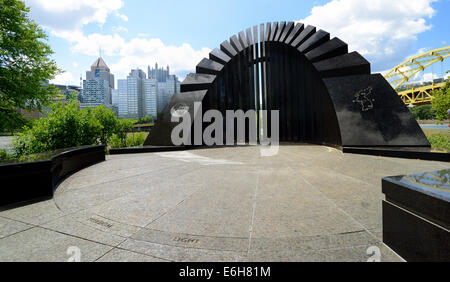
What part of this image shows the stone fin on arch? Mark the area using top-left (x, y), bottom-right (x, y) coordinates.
top-left (274, 21), bottom-right (286, 41)
top-left (181, 73), bottom-right (216, 93)
top-left (230, 35), bottom-right (243, 52)
top-left (285, 23), bottom-right (304, 45)
top-left (298, 29), bottom-right (330, 54)
top-left (313, 51), bottom-right (371, 78)
top-left (220, 40), bottom-right (237, 58)
top-left (291, 25), bottom-right (316, 48)
top-left (196, 58), bottom-right (224, 75)
top-left (209, 48), bottom-right (231, 65)
top-left (279, 21), bottom-right (294, 42)
top-left (305, 37), bottom-right (348, 63)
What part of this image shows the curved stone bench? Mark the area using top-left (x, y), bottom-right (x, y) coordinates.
top-left (0, 145), bottom-right (105, 207)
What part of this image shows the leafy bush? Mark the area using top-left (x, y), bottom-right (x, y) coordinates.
top-left (126, 132), bottom-right (147, 147)
top-left (431, 82), bottom-right (450, 121)
top-left (11, 100), bottom-right (126, 157)
top-left (410, 105), bottom-right (435, 120)
top-left (137, 115), bottom-right (154, 124)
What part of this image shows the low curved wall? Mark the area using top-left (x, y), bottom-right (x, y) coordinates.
top-left (0, 145), bottom-right (105, 207)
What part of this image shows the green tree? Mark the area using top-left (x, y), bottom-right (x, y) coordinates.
top-left (431, 81), bottom-right (450, 121)
top-left (0, 0), bottom-right (60, 131)
top-left (93, 105), bottom-right (119, 145)
top-left (116, 119), bottom-right (135, 145)
top-left (410, 105), bottom-right (435, 120)
top-left (137, 115), bottom-right (154, 124)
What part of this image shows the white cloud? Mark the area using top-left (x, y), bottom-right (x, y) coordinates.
top-left (138, 33), bottom-right (152, 38)
top-left (110, 38), bottom-right (211, 80)
top-left (51, 72), bottom-right (76, 86)
top-left (113, 26), bottom-right (128, 33)
top-left (67, 33), bottom-right (210, 81)
top-left (300, 0), bottom-right (436, 72)
top-left (71, 33), bottom-right (125, 56)
top-left (25, 0), bottom-right (210, 81)
top-left (25, 0), bottom-right (126, 37)
top-left (115, 12), bottom-right (128, 22)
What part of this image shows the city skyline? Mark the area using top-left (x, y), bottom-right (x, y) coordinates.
top-left (113, 60), bottom-right (180, 120)
top-left (22, 0), bottom-right (450, 87)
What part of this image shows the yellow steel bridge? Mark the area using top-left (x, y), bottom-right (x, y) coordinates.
top-left (384, 46), bottom-right (449, 106)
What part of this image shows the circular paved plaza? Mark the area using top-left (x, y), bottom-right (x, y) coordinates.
top-left (1, 145), bottom-right (448, 262)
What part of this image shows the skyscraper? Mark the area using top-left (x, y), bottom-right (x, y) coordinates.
top-left (148, 63), bottom-right (169, 82)
top-left (143, 78), bottom-right (158, 119)
top-left (118, 79), bottom-right (128, 118)
top-left (82, 57), bottom-right (114, 105)
top-left (148, 63), bottom-right (180, 114)
top-left (127, 69), bottom-right (145, 119)
top-left (117, 69), bottom-right (159, 120)
top-left (157, 74), bottom-right (180, 114)
top-left (116, 64), bottom-right (179, 120)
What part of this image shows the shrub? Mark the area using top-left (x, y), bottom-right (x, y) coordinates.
top-left (137, 115), bottom-right (154, 124)
top-left (0, 149), bottom-right (13, 162)
top-left (126, 132), bottom-right (147, 147)
top-left (11, 100), bottom-right (125, 157)
top-left (110, 132), bottom-right (148, 149)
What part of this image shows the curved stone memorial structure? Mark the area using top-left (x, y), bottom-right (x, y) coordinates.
top-left (145, 21), bottom-right (429, 149)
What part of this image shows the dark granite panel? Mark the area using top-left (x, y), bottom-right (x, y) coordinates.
top-left (291, 25), bottom-right (316, 48)
top-left (383, 169), bottom-right (450, 229)
top-left (313, 51), bottom-right (371, 78)
top-left (145, 90), bottom-right (208, 146)
top-left (305, 37), bottom-right (348, 62)
top-left (344, 147), bottom-right (449, 162)
top-left (298, 30), bottom-right (330, 53)
top-left (383, 201), bottom-right (450, 262)
top-left (323, 74), bottom-right (430, 147)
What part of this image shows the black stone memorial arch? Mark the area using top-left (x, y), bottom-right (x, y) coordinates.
top-left (144, 22), bottom-right (430, 148)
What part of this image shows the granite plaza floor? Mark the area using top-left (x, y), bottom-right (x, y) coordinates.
top-left (1, 145), bottom-right (448, 262)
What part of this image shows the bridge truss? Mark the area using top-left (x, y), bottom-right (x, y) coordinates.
top-left (384, 46), bottom-right (449, 106)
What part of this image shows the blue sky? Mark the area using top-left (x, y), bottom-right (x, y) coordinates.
top-left (24, 0), bottom-right (450, 86)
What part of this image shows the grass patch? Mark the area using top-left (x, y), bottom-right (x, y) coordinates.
top-left (424, 129), bottom-right (450, 152)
